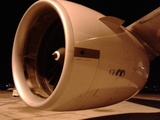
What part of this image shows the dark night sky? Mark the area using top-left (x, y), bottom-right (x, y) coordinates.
top-left (1, 0), bottom-right (160, 86)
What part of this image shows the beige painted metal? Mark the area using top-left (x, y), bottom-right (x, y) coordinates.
top-left (12, 0), bottom-right (151, 111)
top-left (127, 7), bottom-right (160, 60)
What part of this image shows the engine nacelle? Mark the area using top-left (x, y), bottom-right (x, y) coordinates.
top-left (12, 0), bottom-right (149, 111)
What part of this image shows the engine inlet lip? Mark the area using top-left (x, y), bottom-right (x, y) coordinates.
top-left (12, 0), bottom-right (75, 110)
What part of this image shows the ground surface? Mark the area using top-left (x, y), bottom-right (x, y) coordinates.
top-left (0, 90), bottom-right (159, 120)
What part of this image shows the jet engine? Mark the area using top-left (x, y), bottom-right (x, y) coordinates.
top-left (12, 0), bottom-right (150, 111)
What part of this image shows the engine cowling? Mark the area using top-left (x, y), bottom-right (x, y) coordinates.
top-left (12, 0), bottom-right (149, 111)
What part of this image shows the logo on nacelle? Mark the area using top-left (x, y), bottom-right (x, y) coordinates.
top-left (109, 69), bottom-right (126, 77)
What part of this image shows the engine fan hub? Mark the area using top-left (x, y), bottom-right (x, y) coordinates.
top-left (53, 51), bottom-right (60, 61)
top-left (52, 47), bottom-right (65, 66)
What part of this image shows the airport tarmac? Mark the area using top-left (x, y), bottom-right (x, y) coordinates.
top-left (0, 90), bottom-right (159, 120)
